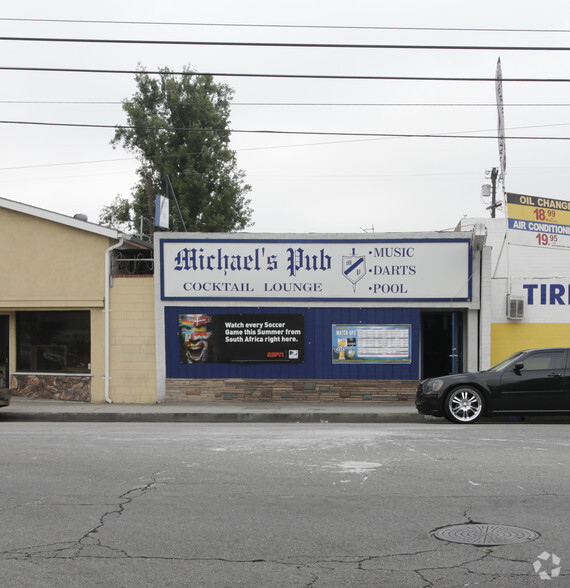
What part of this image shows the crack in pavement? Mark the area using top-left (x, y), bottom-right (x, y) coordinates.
top-left (4, 542), bottom-right (566, 587)
top-left (411, 555), bottom-right (568, 586)
top-left (3, 472), bottom-right (164, 560)
top-left (2, 483), bottom-right (565, 586)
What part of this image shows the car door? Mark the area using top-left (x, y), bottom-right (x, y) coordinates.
top-left (497, 350), bottom-right (568, 413)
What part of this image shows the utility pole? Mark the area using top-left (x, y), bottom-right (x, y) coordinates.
top-left (484, 167), bottom-right (501, 218)
top-left (490, 167), bottom-right (498, 218)
top-left (146, 171), bottom-right (155, 241)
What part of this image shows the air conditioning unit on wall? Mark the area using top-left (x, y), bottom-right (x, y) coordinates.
top-left (506, 295), bottom-right (525, 320)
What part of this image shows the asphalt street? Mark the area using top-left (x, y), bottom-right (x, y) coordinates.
top-left (0, 421), bottom-right (568, 587)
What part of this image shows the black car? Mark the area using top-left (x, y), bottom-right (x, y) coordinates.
top-left (416, 348), bottom-right (570, 424)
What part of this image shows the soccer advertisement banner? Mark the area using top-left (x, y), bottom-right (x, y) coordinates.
top-left (179, 314), bottom-right (304, 364)
top-left (332, 324), bottom-right (412, 364)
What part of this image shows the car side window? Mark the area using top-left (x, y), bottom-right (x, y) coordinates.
top-left (522, 352), bottom-right (564, 371)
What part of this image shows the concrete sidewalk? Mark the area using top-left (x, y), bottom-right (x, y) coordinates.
top-left (0, 398), bottom-right (427, 423)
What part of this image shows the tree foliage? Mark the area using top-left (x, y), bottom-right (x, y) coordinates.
top-left (99, 194), bottom-right (136, 233)
top-left (103, 66), bottom-right (253, 234)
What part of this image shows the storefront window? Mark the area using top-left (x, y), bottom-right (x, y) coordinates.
top-left (16, 311), bottom-right (91, 373)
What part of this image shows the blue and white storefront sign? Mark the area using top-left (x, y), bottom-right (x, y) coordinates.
top-left (159, 236), bottom-right (471, 302)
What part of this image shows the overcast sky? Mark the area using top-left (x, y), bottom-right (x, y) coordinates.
top-left (1, 1), bottom-right (569, 235)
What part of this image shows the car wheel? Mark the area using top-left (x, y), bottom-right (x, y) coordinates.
top-left (444, 386), bottom-right (484, 424)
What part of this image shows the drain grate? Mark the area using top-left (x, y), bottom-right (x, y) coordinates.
top-left (433, 524), bottom-right (540, 546)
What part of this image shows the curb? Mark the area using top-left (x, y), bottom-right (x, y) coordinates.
top-left (0, 411), bottom-right (427, 424)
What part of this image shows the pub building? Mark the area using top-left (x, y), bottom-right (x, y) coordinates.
top-left (2, 193), bottom-right (569, 403)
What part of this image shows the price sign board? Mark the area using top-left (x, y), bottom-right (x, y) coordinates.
top-left (506, 193), bottom-right (570, 250)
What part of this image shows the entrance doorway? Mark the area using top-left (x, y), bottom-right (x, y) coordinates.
top-left (0, 315), bottom-right (8, 388)
top-left (421, 311), bottom-right (463, 379)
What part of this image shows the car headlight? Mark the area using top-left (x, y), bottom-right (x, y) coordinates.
top-left (424, 379), bottom-right (444, 394)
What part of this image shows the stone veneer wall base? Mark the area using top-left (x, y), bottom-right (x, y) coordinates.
top-left (166, 379), bottom-right (418, 403)
top-left (11, 375), bottom-right (91, 402)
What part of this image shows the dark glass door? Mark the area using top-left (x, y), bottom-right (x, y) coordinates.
top-left (421, 311), bottom-right (463, 378)
top-left (450, 312), bottom-right (463, 374)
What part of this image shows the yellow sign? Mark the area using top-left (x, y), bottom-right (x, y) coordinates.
top-left (507, 202), bottom-right (570, 226)
top-left (506, 192), bottom-right (570, 250)
top-left (507, 193), bottom-right (570, 223)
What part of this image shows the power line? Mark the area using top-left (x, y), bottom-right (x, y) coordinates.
top-left (2, 156), bottom-right (567, 176)
top-left (0, 100), bottom-right (124, 105)
top-left (2, 99), bottom-right (570, 107)
top-left (0, 157), bottom-right (135, 171)
top-left (1, 119), bottom-right (569, 140)
top-left (2, 35), bottom-right (570, 51)
top-left (2, 66), bottom-right (570, 83)
top-left (1, 18), bottom-right (570, 34)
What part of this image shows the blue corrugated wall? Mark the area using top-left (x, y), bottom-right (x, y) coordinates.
top-left (165, 306), bottom-right (420, 380)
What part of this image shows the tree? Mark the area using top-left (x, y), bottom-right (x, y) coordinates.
top-left (99, 194), bottom-right (136, 233)
top-left (103, 66), bottom-right (253, 235)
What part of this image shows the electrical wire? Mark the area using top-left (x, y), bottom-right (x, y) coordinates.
top-left (1, 118), bottom-right (569, 139)
top-left (0, 157), bottom-right (135, 171)
top-left (2, 35), bottom-right (570, 51)
top-left (1, 66), bottom-right (569, 83)
top-left (1, 100), bottom-right (570, 107)
top-left (1, 17), bottom-right (570, 34)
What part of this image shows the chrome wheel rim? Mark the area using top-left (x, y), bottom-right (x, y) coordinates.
top-left (449, 389), bottom-right (482, 422)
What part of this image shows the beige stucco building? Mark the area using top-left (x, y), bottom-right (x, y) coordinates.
top-left (0, 197), bottom-right (156, 403)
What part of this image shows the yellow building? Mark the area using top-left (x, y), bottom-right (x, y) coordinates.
top-left (0, 197), bottom-right (156, 403)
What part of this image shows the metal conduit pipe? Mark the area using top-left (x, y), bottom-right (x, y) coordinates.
top-left (104, 237), bottom-right (125, 403)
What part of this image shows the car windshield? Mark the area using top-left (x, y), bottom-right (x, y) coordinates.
top-left (487, 351), bottom-right (525, 372)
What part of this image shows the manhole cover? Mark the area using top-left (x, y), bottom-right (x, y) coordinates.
top-left (433, 524), bottom-right (540, 546)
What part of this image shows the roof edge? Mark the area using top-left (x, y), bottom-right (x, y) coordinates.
top-left (0, 196), bottom-right (133, 242)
